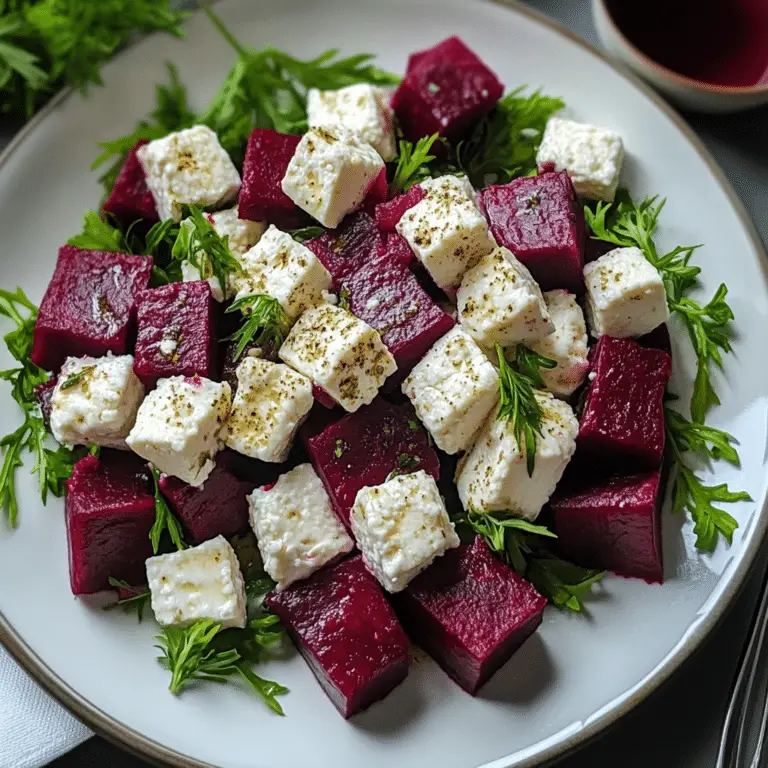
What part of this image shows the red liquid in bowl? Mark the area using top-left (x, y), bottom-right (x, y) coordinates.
top-left (606, 0), bottom-right (768, 88)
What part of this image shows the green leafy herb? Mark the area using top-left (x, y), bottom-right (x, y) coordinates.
top-left (389, 134), bottom-right (439, 195)
top-left (229, 532), bottom-right (277, 602)
top-left (59, 365), bottom-right (94, 391)
top-left (334, 439), bottom-right (345, 459)
top-left (289, 226), bottom-right (325, 244)
top-left (66, 210), bottom-right (129, 252)
top-left (148, 465), bottom-right (185, 554)
top-left (105, 577), bottom-right (151, 622)
top-left (458, 87), bottom-right (565, 188)
top-left (397, 452), bottom-right (421, 470)
top-left (337, 286), bottom-right (351, 312)
top-left (513, 345), bottom-right (557, 390)
top-left (225, 294), bottom-right (291, 362)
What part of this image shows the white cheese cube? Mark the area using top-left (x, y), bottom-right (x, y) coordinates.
top-left (536, 117), bottom-right (625, 202)
top-left (225, 357), bottom-right (313, 463)
top-left (232, 225), bottom-right (332, 320)
top-left (457, 246), bottom-right (554, 347)
top-left (281, 127), bottom-right (384, 228)
top-left (584, 246), bottom-right (669, 338)
top-left (350, 470), bottom-right (460, 593)
top-left (146, 536), bottom-right (246, 628)
top-left (307, 84), bottom-right (396, 161)
top-left (50, 354), bottom-right (144, 449)
top-left (208, 208), bottom-right (265, 256)
top-left (396, 175), bottom-right (496, 290)
top-left (402, 326), bottom-right (499, 455)
top-left (248, 464), bottom-right (354, 590)
top-left (529, 290), bottom-right (589, 398)
top-left (279, 304), bottom-right (396, 413)
top-left (126, 375), bottom-right (231, 486)
top-left (181, 260), bottom-right (225, 303)
top-left (456, 394), bottom-right (578, 521)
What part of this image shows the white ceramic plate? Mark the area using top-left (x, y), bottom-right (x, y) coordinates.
top-left (0, 1), bottom-right (766, 767)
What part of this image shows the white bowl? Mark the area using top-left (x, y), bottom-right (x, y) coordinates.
top-left (593, 0), bottom-right (768, 113)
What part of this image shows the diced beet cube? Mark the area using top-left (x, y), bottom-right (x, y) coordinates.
top-left (312, 383), bottom-right (339, 410)
top-left (637, 323), bottom-right (672, 356)
top-left (551, 470), bottom-right (664, 583)
top-left (391, 37), bottom-right (503, 143)
top-left (220, 341), bottom-right (279, 393)
top-left (585, 236), bottom-right (615, 264)
top-left (34, 377), bottom-right (56, 429)
top-left (159, 451), bottom-right (252, 544)
top-left (306, 212), bottom-right (383, 289)
top-left (375, 185), bottom-right (425, 232)
top-left (65, 451), bottom-right (155, 595)
top-left (133, 281), bottom-right (216, 388)
top-left (266, 554), bottom-right (409, 718)
top-left (238, 128), bottom-right (307, 228)
top-left (31, 246), bottom-right (152, 372)
top-left (478, 171), bottom-right (585, 293)
top-left (102, 140), bottom-right (158, 225)
top-left (578, 337), bottom-right (671, 471)
top-left (395, 537), bottom-right (546, 694)
top-left (376, 232), bottom-right (415, 268)
top-left (303, 397), bottom-right (440, 527)
top-left (362, 168), bottom-right (388, 216)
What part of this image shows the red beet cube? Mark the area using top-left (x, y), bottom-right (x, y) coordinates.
top-left (31, 246), bottom-right (152, 372)
top-left (65, 451), bottom-right (155, 595)
top-left (362, 168), bottom-right (388, 216)
top-left (266, 554), bottom-right (409, 718)
top-left (478, 171), bottom-right (585, 293)
top-left (102, 140), bottom-right (158, 225)
top-left (159, 451), bottom-right (252, 544)
top-left (376, 232), bottom-right (415, 269)
top-left (133, 280), bottom-right (216, 388)
top-left (34, 378), bottom-right (56, 429)
top-left (303, 397), bottom-right (440, 527)
top-left (391, 37), bottom-right (503, 143)
top-left (637, 323), bottom-right (672, 356)
top-left (375, 185), bottom-right (425, 232)
top-left (578, 337), bottom-right (671, 471)
top-left (238, 129), bottom-right (307, 228)
top-left (551, 470), bottom-right (664, 583)
top-left (395, 537), bottom-right (546, 694)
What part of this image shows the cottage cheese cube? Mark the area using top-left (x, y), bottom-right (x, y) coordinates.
top-left (402, 326), bottom-right (499, 455)
top-left (279, 304), bottom-right (396, 413)
top-left (50, 354), bottom-right (144, 449)
top-left (536, 117), bottom-right (625, 202)
top-left (225, 357), bottom-right (313, 463)
top-left (457, 246), bottom-right (554, 347)
top-left (529, 290), bottom-right (590, 398)
top-left (281, 127), bottom-right (385, 228)
top-left (232, 225), bottom-right (332, 319)
top-left (137, 125), bottom-right (241, 221)
top-left (146, 536), bottom-right (246, 628)
top-left (307, 84), bottom-right (396, 161)
top-left (126, 375), bottom-right (231, 486)
top-left (208, 208), bottom-right (265, 256)
top-left (396, 175), bottom-right (496, 290)
top-left (456, 394), bottom-right (578, 521)
top-left (350, 470), bottom-right (460, 593)
top-left (249, 464), bottom-right (354, 590)
top-left (584, 246), bottom-right (669, 338)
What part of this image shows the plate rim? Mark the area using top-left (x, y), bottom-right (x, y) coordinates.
top-left (0, 2), bottom-right (766, 766)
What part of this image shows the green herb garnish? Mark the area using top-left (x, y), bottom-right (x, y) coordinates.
top-left (337, 285), bottom-right (351, 312)
top-left (334, 439), bottom-right (345, 459)
top-left (148, 465), bottom-right (185, 554)
top-left (225, 294), bottom-right (291, 362)
top-left (389, 134), bottom-right (439, 195)
top-left (59, 365), bottom-right (94, 390)
top-left (104, 577), bottom-right (151, 622)
top-left (289, 226), bottom-right (325, 244)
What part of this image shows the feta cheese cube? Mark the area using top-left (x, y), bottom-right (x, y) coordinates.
top-left (50, 354), bottom-right (144, 449)
top-left (536, 117), bottom-right (625, 202)
top-left (232, 225), bottom-right (332, 320)
top-left (146, 535), bottom-right (246, 628)
top-left (402, 326), bottom-right (498, 455)
top-left (281, 127), bottom-right (385, 228)
top-left (456, 393), bottom-right (578, 521)
top-left (396, 175), bottom-right (496, 290)
top-left (181, 260), bottom-right (225, 303)
top-left (457, 246), bottom-right (554, 347)
top-left (307, 84), bottom-right (396, 161)
top-left (584, 246), bottom-right (669, 338)
top-left (529, 290), bottom-right (589, 398)
top-left (249, 464), bottom-right (354, 590)
top-left (350, 470), bottom-right (460, 593)
top-left (208, 208), bottom-right (265, 256)
top-left (279, 304), bottom-right (397, 413)
top-left (225, 357), bottom-right (313, 463)
top-left (126, 375), bottom-right (231, 486)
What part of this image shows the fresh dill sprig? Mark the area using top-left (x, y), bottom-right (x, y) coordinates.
top-left (225, 294), bottom-right (291, 362)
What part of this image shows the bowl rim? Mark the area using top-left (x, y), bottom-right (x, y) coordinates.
top-left (594, 0), bottom-right (768, 96)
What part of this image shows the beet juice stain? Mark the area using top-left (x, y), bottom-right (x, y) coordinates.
top-left (606, 0), bottom-right (768, 87)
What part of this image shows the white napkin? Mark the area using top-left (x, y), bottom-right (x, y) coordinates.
top-left (0, 645), bottom-right (91, 768)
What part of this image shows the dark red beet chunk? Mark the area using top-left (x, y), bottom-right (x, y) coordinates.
top-left (637, 323), bottom-right (672, 356)
top-left (238, 129), bottom-right (307, 228)
top-left (377, 232), bottom-right (415, 269)
top-left (375, 185), bottom-right (425, 232)
top-left (578, 337), bottom-right (671, 471)
top-left (391, 37), bottom-right (503, 143)
top-left (133, 280), bottom-right (216, 388)
top-left (312, 382), bottom-right (339, 410)
top-left (31, 246), bottom-right (152, 372)
top-left (220, 341), bottom-right (279, 393)
top-left (303, 397), bottom-right (440, 527)
top-left (478, 171), bottom-right (585, 293)
top-left (395, 537), bottom-right (546, 694)
top-left (362, 168), bottom-right (388, 216)
top-left (102, 140), bottom-right (158, 225)
top-left (266, 554), bottom-right (409, 718)
top-left (65, 451), bottom-right (155, 595)
top-left (551, 470), bottom-right (664, 583)
top-left (34, 378), bottom-right (56, 429)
